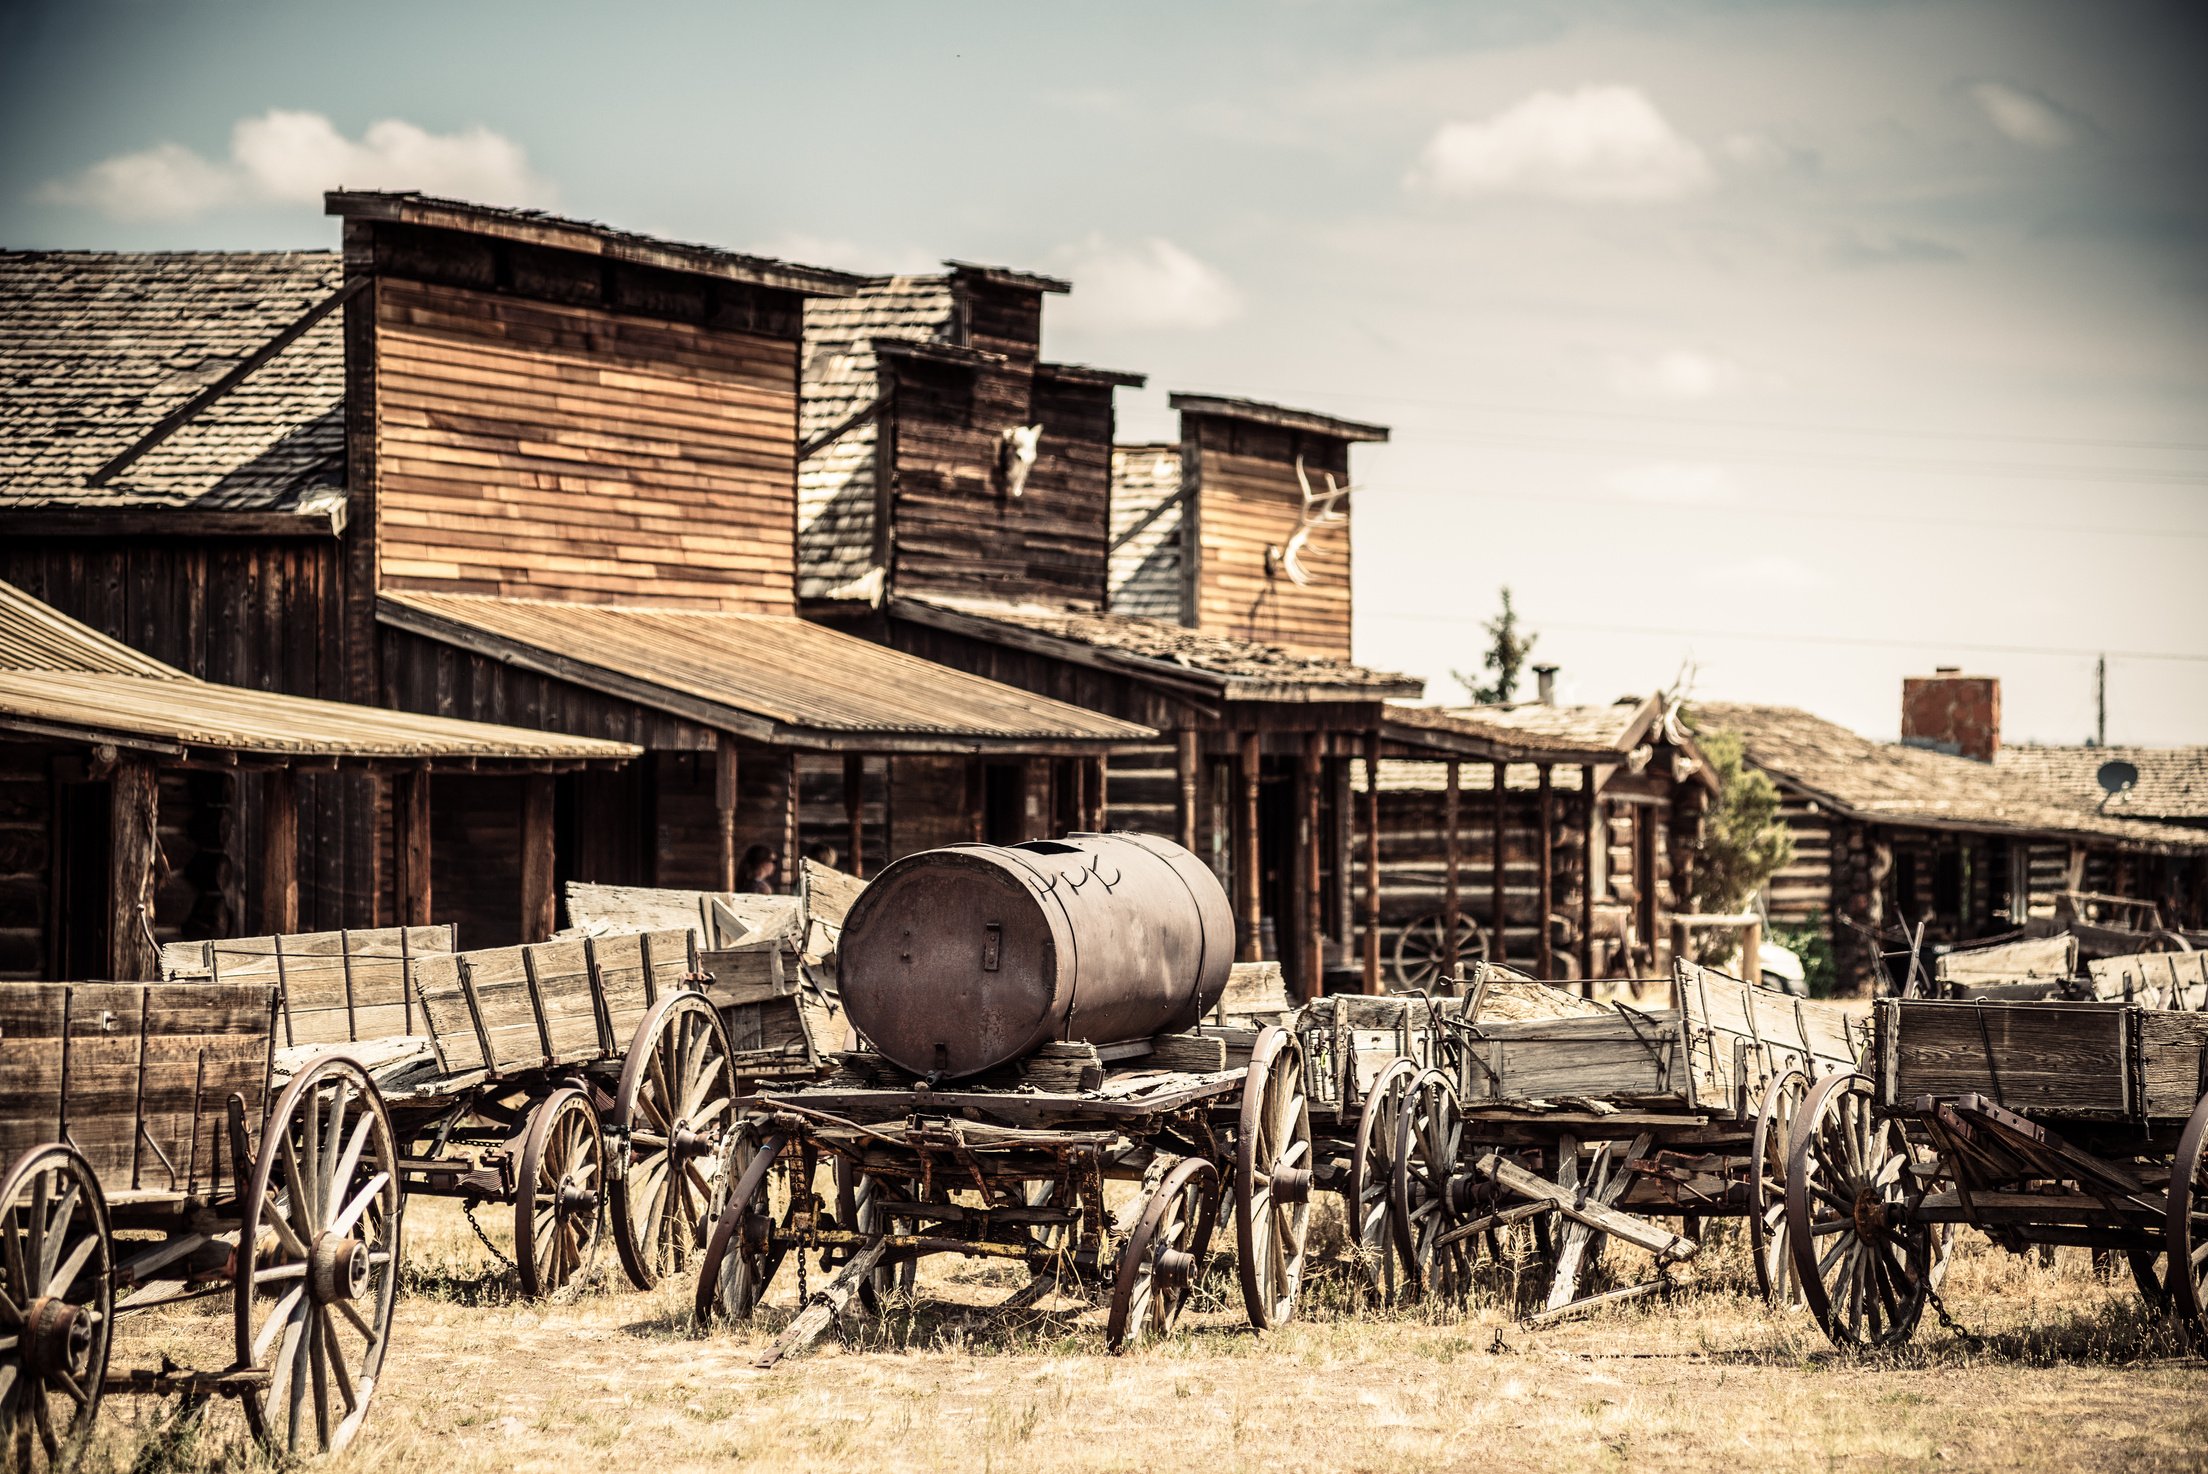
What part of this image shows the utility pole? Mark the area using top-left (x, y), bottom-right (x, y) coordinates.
top-left (2095, 654), bottom-right (2106, 747)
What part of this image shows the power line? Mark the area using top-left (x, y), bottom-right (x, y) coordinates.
top-left (1359, 608), bottom-right (2208, 664)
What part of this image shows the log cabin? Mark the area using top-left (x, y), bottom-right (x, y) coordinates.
top-left (0, 197), bottom-right (1154, 948)
top-left (1695, 676), bottom-right (2208, 992)
top-left (797, 270), bottom-right (1485, 997)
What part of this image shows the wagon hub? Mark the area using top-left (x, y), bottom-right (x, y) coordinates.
top-left (1850, 1190), bottom-right (1892, 1244)
top-left (671, 1125), bottom-right (711, 1160)
top-left (1154, 1247), bottom-right (1197, 1287)
top-left (23, 1296), bottom-right (92, 1381)
top-left (1270, 1166), bottom-right (1313, 1205)
top-left (559, 1183), bottom-right (601, 1216)
top-left (310, 1233), bottom-right (371, 1303)
top-left (739, 1210), bottom-right (774, 1256)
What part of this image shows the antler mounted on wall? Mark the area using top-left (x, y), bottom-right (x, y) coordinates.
top-left (997, 423), bottom-right (1042, 498)
top-left (1266, 455), bottom-right (1352, 586)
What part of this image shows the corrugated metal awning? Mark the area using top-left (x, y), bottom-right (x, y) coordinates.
top-left (379, 592), bottom-right (1156, 753)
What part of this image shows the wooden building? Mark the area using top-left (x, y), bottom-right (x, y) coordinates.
top-left (1368, 696), bottom-right (1719, 983)
top-left (0, 197), bottom-right (1153, 949)
top-left (1694, 692), bottom-right (2208, 992)
top-left (797, 272), bottom-right (1432, 995)
top-left (0, 578), bottom-right (633, 979)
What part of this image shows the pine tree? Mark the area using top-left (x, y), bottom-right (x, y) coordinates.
top-left (1452, 587), bottom-right (1538, 705)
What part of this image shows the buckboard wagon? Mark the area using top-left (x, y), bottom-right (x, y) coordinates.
top-left (1, 980), bottom-right (400, 1465)
top-left (1381, 961), bottom-right (1869, 1322)
top-left (1785, 997), bottom-right (2208, 1349)
top-left (693, 1019), bottom-right (1314, 1361)
top-left (163, 924), bottom-right (734, 1299)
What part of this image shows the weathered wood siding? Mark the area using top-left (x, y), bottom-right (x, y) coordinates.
top-left (374, 277), bottom-right (800, 609)
top-left (1765, 797), bottom-right (1833, 924)
top-left (1186, 419), bottom-right (1353, 659)
top-left (0, 749), bottom-right (50, 979)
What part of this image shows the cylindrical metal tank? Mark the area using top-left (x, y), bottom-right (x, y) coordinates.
top-left (838, 832), bottom-right (1234, 1079)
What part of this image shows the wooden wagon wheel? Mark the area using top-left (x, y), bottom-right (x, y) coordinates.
top-left (1233, 1026), bottom-right (1311, 1330)
top-left (1784, 1071), bottom-right (1931, 1350)
top-left (235, 1056), bottom-right (402, 1459)
top-left (0, 1144), bottom-right (113, 1472)
top-left (1748, 1068), bottom-right (1810, 1307)
top-left (1106, 1157), bottom-right (1220, 1353)
top-left (1347, 1057), bottom-right (1419, 1297)
top-left (514, 1087), bottom-right (604, 1299)
top-left (1391, 913), bottom-right (1487, 991)
top-left (2166, 1090), bottom-right (2208, 1345)
top-left (694, 1131), bottom-right (791, 1323)
top-left (612, 992), bottom-right (737, 1290)
top-left (835, 1162), bottom-right (917, 1312)
top-left (1389, 1068), bottom-right (1472, 1300)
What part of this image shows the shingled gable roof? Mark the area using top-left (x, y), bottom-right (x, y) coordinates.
top-left (797, 267), bottom-right (1143, 602)
top-left (1168, 393), bottom-right (1390, 444)
top-left (0, 250), bottom-right (346, 516)
top-left (890, 593), bottom-right (1423, 703)
top-left (0, 578), bottom-right (635, 764)
top-left (1691, 700), bottom-right (2208, 853)
top-left (1995, 744), bottom-right (2208, 824)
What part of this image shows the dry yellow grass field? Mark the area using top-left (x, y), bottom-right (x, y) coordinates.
top-left (79, 1199), bottom-right (2206, 1474)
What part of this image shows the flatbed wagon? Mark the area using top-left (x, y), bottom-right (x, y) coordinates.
top-left (1785, 996), bottom-right (2208, 1348)
top-left (1, 979), bottom-right (400, 1466)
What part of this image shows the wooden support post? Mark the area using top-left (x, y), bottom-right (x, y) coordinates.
top-left (1742, 916), bottom-right (1761, 989)
top-left (109, 752), bottom-right (160, 981)
top-left (520, 774), bottom-right (555, 943)
top-left (1297, 733), bottom-right (1323, 1001)
top-left (1069, 756), bottom-right (1087, 835)
top-left (1490, 760), bottom-right (1508, 969)
top-left (1443, 759), bottom-right (1461, 981)
top-left (1237, 731), bottom-right (1262, 963)
top-left (1087, 755), bottom-right (1108, 831)
top-left (1537, 763), bottom-right (1555, 978)
top-left (259, 766), bottom-right (299, 937)
top-left (1362, 730), bottom-right (1381, 994)
top-left (715, 737), bottom-right (740, 892)
top-left (1176, 729), bottom-right (1202, 854)
top-left (965, 757), bottom-right (984, 843)
top-left (393, 764), bottom-right (432, 928)
top-left (843, 754), bottom-right (865, 879)
top-left (1580, 766), bottom-right (1598, 993)
top-left (784, 752), bottom-right (801, 896)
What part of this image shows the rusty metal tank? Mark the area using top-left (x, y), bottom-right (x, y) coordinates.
top-left (837, 832), bottom-right (1234, 1080)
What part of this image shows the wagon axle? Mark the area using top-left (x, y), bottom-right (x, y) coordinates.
top-left (309, 1233), bottom-right (374, 1304)
top-left (21, 1297), bottom-right (95, 1385)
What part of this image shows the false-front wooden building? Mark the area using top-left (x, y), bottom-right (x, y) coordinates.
top-left (797, 269), bottom-right (1433, 995)
top-left (0, 197), bottom-right (1152, 949)
top-left (0, 578), bottom-right (634, 979)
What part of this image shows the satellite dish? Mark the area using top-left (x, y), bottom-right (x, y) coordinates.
top-left (2096, 759), bottom-right (2140, 796)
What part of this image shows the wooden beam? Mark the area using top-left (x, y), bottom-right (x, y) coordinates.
top-left (109, 753), bottom-right (160, 981)
top-left (715, 736), bottom-right (740, 892)
top-left (1491, 760), bottom-right (1508, 970)
top-left (1086, 755), bottom-right (1108, 831)
top-left (259, 767), bottom-right (299, 936)
top-left (520, 774), bottom-right (556, 942)
top-left (844, 753), bottom-right (866, 879)
top-left (1443, 758), bottom-right (1461, 982)
top-left (964, 757), bottom-right (984, 843)
top-left (1581, 766), bottom-right (1598, 994)
top-left (784, 752), bottom-right (801, 895)
top-left (1537, 764), bottom-right (1555, 978)
top-left (394, 765), bottom-right (432, 928)
top-left (1176, 729), bottom-right (1202, 853)
top-left (1362, 731), bottom-right (1382, 994)
top-left (1237, 731), bottom-right (1262, 964)
top-left (1299, 733), bottom-right (1323, 1003)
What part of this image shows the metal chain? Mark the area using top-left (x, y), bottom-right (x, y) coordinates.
top-left (1922, 1276), bottom-right (1985, 1348)
top-left (463, 1197), bottom-right (519, 1274)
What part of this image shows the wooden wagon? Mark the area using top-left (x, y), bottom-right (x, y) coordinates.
top-left (164, 925), bottom-right (736, 1299)
top-left (1, 980), bottom-right (400, 1466)
top-left (692, 1021), bottom-right (1319, 1359)
top-left (1784, 997), bottom-right (2208, 1348)
top-left (1385, 961), bottom-right (1869, 1321)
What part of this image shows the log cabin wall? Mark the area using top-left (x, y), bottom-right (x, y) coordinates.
top-left (362, 221), bottom-right (805, 611)
top-left (1182, 415), bottom-right (1354, 661)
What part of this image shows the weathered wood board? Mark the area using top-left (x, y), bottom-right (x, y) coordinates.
top-left (412, 928), bottom-right (694, 1079)
top-left (1216, 961), bottom-right (1288, 1023)
top-left (1295, 992), bottom-right (1445, 1114)
top-left (2089, 950), bottom-right (2208, 1012)
top-left (1936, 933), bottom-right (2078, 985)
top-left (1675, 962), bottom-right (1868, 1114)
top-left (0, 981), bottom-right (276, 1198)
top-left (162, 926), bottom-right (457, 1048)
top-left (564, 881), bottom-right (802, 949)
top-left (2137, 1010), bottom-right (2208, 1119)
top-left (1877, 999), bottom-right (2133, 1118)
top-left (1458, 1010), bottom-right (1686, 1108)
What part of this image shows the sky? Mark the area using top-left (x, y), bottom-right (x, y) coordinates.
top-left (4, 0), bottom-right (2205, 744)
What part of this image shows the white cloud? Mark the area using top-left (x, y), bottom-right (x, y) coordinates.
top-left (1739, 553), bottom-right (1826, 588)
top-left (1405, 85), bottom-right (1714, 203)
top-left (1609, 349), bottom-right (1744, 400)
top-left (1968, 81), bottom-right (2085, 150)
top-left (1606, 463), bottom-right (1733, 506)
top-left (38, 109), bottom-right (554, 221)
top-left (1049, 236), bottom-right (1243, 332)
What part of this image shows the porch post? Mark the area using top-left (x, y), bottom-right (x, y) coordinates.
top-left (715, 736), bottom-right (740, 892)
top-left (1362, 730), bottom-right (1382, 993)
top-left (1237, 731), bottom-right (1262, 963)
top-left (1176, 729), bottom-right (1202, 853)
top-left (784, 753), bottom-right (801, 894)
top-left (393, 764), bottom-right (432, 928)
top-left (1490, 760), bottom-right (1508, 968)
top-left (1442, 758), bottom-right (1461, 981)
top-left (1537, 763), bottom-right (1555, 977)
top-left (1580, 764), bottom-right (1598, 992)
top-left (520, 773), bottom-right (556, 942)
top-left (260, 766), bottom-right (299, 937)
top-left (1298, 732), bottom-right (1323, 1001)
top-left (844, 753), bottom-right (865, 878)
top-left (109, 751), bottom-right (160, 981)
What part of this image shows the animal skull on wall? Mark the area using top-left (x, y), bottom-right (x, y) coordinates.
top-left (998, 424), bottom-right (1042, 498)
top-left (1267, 455), bottom-right (1352, 586)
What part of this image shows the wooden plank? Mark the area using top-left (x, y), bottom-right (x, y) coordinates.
top-left (520, 773), bottom-right (556, 943)
top-left (1879, 999), bottom-right (2132, 1117)
top-left (1237, 732), bottom-right (1261, 966)
top-left (259, 767), bottom-right (299, 937)
top-left (1939, 933), bottom-right (2078, 984)
top-left (171, 926), bottom-right (455, 1046)
top-left (1478, 1152), bottom-right (1698, 1261)
top-left (2138, 1010), bottom-right (2208, 1120)
top-left (110, 753), bottom-right (159, 981)
top-left (2089, 950), bottom-right (2208, 1011)
top-left (1460, 1011), bottom-right (1686, 1105)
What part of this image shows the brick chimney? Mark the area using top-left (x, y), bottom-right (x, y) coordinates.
top-left (1901, 668), bottom-right (2000, 762)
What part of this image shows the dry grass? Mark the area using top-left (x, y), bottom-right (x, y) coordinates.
top-left (80, 1201), bottom-right (2206, 1474)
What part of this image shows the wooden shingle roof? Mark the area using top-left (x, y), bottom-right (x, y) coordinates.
top-left (0, 251), bottom-right (345, 514)
top-left (1995, 744), bottom-right (2208, 824)
top-left (1691, 700), bottom-right (2208, 853)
